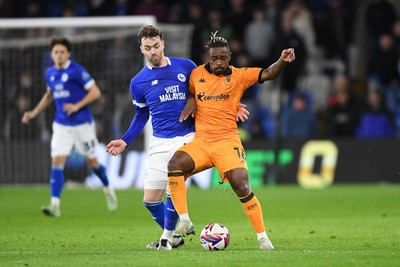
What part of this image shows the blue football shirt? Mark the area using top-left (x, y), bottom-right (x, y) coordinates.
top-left (130, 57), bottom-right (196, 138)
top-left (45, 60), bottom-right (94, 126)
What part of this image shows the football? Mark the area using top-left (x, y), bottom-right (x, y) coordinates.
top-left (200, 223), bottom-right (230, 251)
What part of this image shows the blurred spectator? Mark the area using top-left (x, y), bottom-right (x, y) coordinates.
top-left (200, 8), bottom-right (234, 42)
top-left (224, 0), bottom-right (253, 42)
top-left (134, 0), bottom-right (167, 22)
top-left (4, 71), bottom-right (49, 141)
top-left (298, 54), bottom-right (332, 112)
top-left (263, 0), bottom-right (280, 29)
top-left (270, 11), bottom-right (306, 93)
top-left (355, 81), bottom-right (395, 138)
top-left (392, 19), bottom-right (400, 55)
top-left (187, 1), bottom-right (208, 65)
top-left (4, 94), bottom-right (38, 140)
top-left (280, 92), bottom-right (317, 139)
top-left (326, 74), bottom-right (359, 137)
top-left (244, 8), bottom-right (275, 67)
top-left (365, 0), bottom-right (398, 53)
top-left (369, 34), bottom-right (400, 88)
top-left (282, 0), bottom-right (317, 57)
top-left (242, 107), bottom-right (276, 140)
top-left (314, 0), bottom-right (355, 63)
top-left (166, 3), bottom-right (183, 23)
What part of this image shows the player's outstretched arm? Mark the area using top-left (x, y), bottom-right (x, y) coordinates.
top-left (106, 105), bottom-right (150, 155)
top-left (179, 93), bottom-right (196, 122)
top-left (260, 48), bottom-right (295, 82)
top-left (105, 139), bottom-right (127, 156)
top-left (21, 90), bottom-right (53, 124)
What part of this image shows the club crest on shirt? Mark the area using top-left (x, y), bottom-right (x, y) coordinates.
top-left (177, 73), bottom-right (186, 82)
top-left (61, 73), bottom-right (69, 82)
top-left (225, 76), bottom-right (231, 83)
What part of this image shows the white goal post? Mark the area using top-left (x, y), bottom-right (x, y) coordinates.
top-left (0, 16), bottom-right (157, 29)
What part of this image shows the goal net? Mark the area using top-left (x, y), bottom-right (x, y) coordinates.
top-left (0, 16), bottom-right (195, 185)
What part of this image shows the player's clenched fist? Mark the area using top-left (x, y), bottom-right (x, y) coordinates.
top-left (281, 48), bottom-right (295, 63)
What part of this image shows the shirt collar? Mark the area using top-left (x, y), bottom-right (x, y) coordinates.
top-left (57, 60), bottom-right (71, 70)
top-left (204, 63), bottom-right (232, 75)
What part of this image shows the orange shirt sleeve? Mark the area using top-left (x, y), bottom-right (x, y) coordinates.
top-left (232, 67), bottom-right (263, 92)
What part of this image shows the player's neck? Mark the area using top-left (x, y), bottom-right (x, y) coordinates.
top-left (55, 60), bottom-right (69, 70)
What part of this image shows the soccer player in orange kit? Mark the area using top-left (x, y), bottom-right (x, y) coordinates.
top-left (167, 32), bottom-right (295, 250)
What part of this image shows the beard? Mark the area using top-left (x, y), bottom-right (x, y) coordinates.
top-left (148, 54), bottom-right (162, 67)
top-left (150, 57), bottom-right (161, 67)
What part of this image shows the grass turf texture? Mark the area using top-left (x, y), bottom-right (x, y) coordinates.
top-left (0, 184), bottom-right (399, 267)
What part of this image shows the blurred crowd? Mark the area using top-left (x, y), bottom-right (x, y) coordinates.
top-left (2, 0), bottom-right (400, 142)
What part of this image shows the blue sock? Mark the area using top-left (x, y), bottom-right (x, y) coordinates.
top-left (50, 166), bottom-right (64, 198)
top-left (164, 193), bottom-right (179, 231)
top-left (144, 201), bottom-right (165, 229)
top-left (93, 164), bottom-right (109, 187)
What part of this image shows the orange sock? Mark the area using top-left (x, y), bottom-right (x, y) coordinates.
top-left (240, 192), bottom-right (266, 234)
top-left (168, 170), bottom-right (188, 215)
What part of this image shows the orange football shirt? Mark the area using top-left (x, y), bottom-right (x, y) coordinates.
top-left (189, 64), bottom-right (262, 141)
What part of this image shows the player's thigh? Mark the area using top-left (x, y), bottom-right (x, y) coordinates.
top-left (212, 138), bottom-right (248, 182)
top-left (144, 134), bottom-right (192, 191)
top-left (73, 122), bottom-right (99, 159)
top-left (177, 138), bottom-right (214, 174)
top-left (51, 122), bottom-right (74, 157)
top-left (145, 151), bottom-right (169, 190)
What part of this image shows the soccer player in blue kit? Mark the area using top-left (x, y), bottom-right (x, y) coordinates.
top-left (22, 37), bottom-right (118, 218)
top-left (106, 25), bottom-right (196, 251)
top-left (106, 25), bottom-right (249, 250)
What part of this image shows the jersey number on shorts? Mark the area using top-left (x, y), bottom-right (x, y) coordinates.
top-left (234, 147), bottom-right (246, 163)
top-left (83, 140), bottom-right (96, 152)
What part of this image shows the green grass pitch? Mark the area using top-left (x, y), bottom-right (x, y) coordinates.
top-left (0, 184), bottom-right (399, 266)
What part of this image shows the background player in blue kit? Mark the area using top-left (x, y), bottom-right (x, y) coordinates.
top-left (22, 37), bottom-right (118, 218)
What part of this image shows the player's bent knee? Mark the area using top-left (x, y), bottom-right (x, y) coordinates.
top-left (230, 179), bottom-right (251, 198)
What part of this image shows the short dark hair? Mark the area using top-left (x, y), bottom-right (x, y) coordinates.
top-left (137, 25), bottom-right (163, 45)
top-left (206, 31), bottom-right (229, 51)
top-left (50, 37), bottom-right (72, 52)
